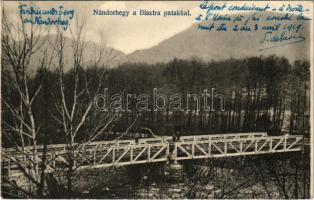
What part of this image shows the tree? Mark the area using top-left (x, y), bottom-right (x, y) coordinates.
top-left (49, 18), bottom-right (138, 197)
top-left (1, 5), bottom-right (56, 197)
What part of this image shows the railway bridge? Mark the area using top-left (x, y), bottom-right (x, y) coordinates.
top-left (1, 132), bottom-right (304, 177)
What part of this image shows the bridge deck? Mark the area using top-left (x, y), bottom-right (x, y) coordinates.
top-left (1, 132), bottom-right (303, 176)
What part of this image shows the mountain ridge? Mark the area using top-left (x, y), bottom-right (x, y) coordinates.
top-left (126, 12), bottom-right (311, 64)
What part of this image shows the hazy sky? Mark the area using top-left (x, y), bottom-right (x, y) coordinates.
top-left (3, 1), bottom-right (313, 54)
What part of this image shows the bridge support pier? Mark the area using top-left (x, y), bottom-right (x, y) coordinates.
top-left (163, 162), bottom-right (184, 182)
top-left (167, 153), bottom-right (177, 164)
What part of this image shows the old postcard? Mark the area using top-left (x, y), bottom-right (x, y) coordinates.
top-left (1, 0), bottom-right (313, 199)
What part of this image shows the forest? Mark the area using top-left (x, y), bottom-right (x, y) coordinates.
top-left (2, 55), bottom-right (310, 146)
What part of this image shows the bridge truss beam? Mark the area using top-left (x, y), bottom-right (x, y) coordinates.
top-left (1, 133), bottom-right (303, 177)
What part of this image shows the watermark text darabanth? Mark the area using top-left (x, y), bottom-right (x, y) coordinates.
top-left (94, 88), bottom-right (225, 112)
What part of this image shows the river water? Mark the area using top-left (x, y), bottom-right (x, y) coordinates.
top-left (75, 161), bottom-right (273, 199)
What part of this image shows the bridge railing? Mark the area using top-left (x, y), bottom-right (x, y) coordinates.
top-left (137, 132), bottom-right (268, 144)
top-left (3, 139), bottom-right (136, 153)
top-left (138, 136), bottom-right (172, 144)
top-left (179, 132), bottom-right (267, 142)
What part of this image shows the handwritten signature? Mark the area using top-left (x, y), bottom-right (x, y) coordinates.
top-left (259, 31), bottom-right (305, 51)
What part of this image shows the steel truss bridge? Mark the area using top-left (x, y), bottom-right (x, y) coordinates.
top-left (1, 132), bottom-right (304, 176)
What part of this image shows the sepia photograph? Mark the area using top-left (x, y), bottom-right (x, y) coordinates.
top-left (1, 0), bottom-right (313, 199)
